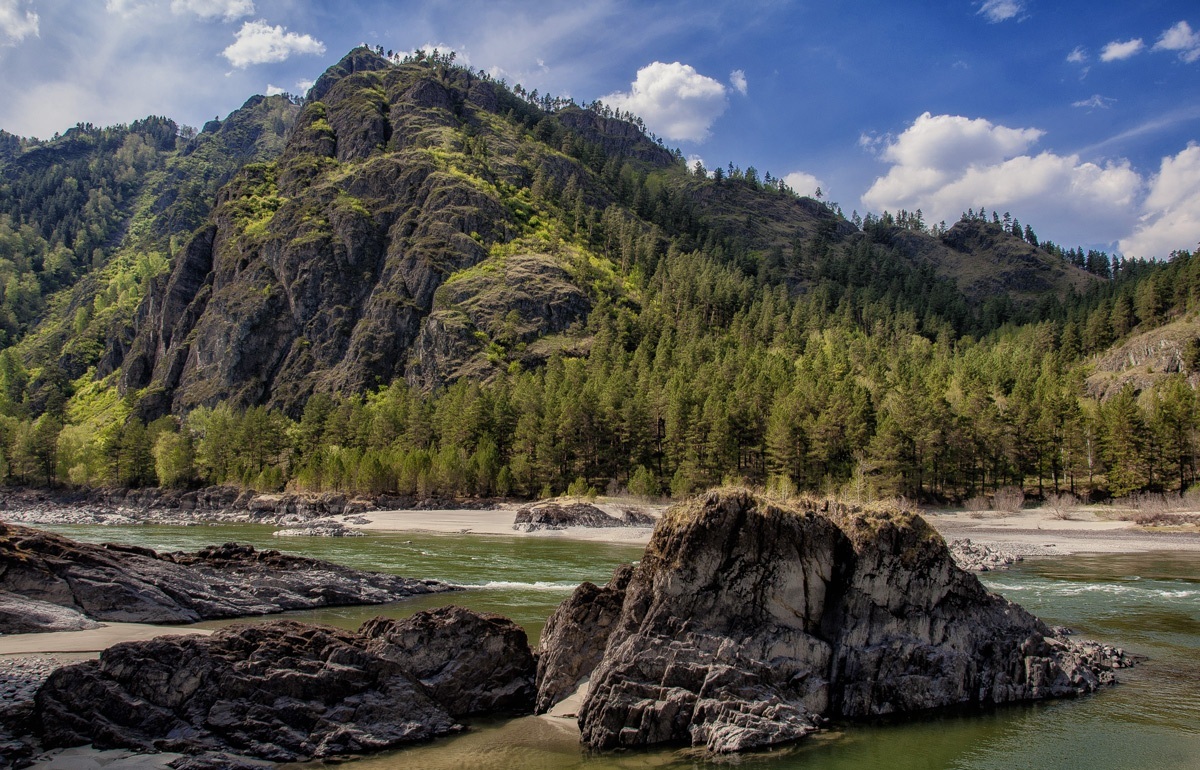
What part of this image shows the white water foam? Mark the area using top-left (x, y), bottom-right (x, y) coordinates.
top-left (456, 580), bottom-right (581, 591)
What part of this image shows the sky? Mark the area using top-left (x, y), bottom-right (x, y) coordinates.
top-left (1, 0), bottom-right (1199, 258)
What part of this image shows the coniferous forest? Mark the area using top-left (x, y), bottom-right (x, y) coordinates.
top-left (0, 47), bottom-right (1197, 505)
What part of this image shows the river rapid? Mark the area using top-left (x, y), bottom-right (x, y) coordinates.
top-left (41, 524), bottom-right (1200, 770)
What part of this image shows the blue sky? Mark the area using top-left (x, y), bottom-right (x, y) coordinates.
top-left (1, 0), bottom-right (1199, 258)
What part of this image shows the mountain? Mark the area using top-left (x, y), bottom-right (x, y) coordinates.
top-left (109, 47), bottom-right (1096, 418)
top-left (0, 46), bottom-right (1196, 501)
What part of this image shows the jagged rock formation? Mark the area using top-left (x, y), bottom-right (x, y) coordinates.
top-left (1085, 316), bottom-right (1200, 399)
top-left (407, 252), bottom-right (591, 389)
top-left (0, 523), bottom-right (453, 632)
top-left (120, 47), bottom-right (609, 416)
top-left (534, 563), bottom-right (633, 713)
top-left (34, 608), bottom-right (535, 762)
top-left (536, 490), bottom-right (1125, 753)
top-left (361, 605), bottom-right (536, 717)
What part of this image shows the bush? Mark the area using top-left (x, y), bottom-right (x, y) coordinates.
top-left (992, 486), bottom-right (1025, 514)
top-left (1042, 492), bottom-right (1078, 520)
top-left (963, 495), bottom-right (990, 512)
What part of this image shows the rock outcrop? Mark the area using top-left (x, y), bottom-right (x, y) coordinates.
top-left (534, 563), bottom-right (633, 713)
top-left (512, 502), bottom-right (654, 532)
top-left (361, 605), bottom-right (536, 717)
top-left (537, 490), bottom-right (1126, 754)
top-left (0, 523), bottom-right (453, 633)
top-left (33, 609), bottom-right (535, 762)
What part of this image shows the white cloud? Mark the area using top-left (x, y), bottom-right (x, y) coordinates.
top-left (1072, 94), bottom-right (1115, 109)
top-left (295, 77), bottom-right (315, 93)
top-left (1120, 144), bottom-right (1200, 257)
top-left (729, 69), bottom-right (747, 95)
top-left (1100, 38), bottom-right (1144, 62)
top-left (783, 171), bottom-right (823, 197)
top-left (601, 61), bottom-right (728, 143)
top-left (222, 19), bottom-right (324, 68)
top-left (1067, 46), bottom-right (1087, 63)
top-left (978, 0), bottom-right (1024, 23)
top-left (0, 0), bottom-right (39, 43)
top-left (171, 0), bottom-right (254, 21)
top-left (104, 0), bottom-right (149, 15)
top-left (1153, 20), bottom-right (1200, 63)
top-left (264, 83), bottom-right (284, 96)
top-left (861, 112), bottom-right (1144, 246)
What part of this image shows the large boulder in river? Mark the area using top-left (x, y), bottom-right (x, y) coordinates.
top-left (0, 523), bottom-right (454, 632)
top-left (544, 489), bottom-right (1124, 754)
top-left (34, 608), bottom-right (537, 762)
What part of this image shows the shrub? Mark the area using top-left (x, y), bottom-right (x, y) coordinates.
top-left (963, 495), bottom-right (990, 512)
top-left (992, 486), bottom-right (1025, 514)
top-left (1042, 492), bottom-right (1078, 520)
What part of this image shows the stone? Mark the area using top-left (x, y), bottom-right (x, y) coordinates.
top-left (512, 502), bottom-right (623, 532)
top-left (543, 489), bottom-right (1128, 754)
top-left (34, 621), bottom-right (460, 762)
top-left (32, 607), bottom-right (537, 763)
top-left (361, 605), bottom-right (537, 717)
top-left (0, 523), bottom-right (454, 633)
top-left (0, 593), bottom-right (101, 634)
top-left (534, 563), bottom-right (633, 714)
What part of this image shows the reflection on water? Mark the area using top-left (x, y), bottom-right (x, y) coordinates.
top-left (40, 524), bottom-right (1200, 770)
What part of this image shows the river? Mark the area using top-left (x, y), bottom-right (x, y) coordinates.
top-left (41, 524), bottom-right (1200, 770)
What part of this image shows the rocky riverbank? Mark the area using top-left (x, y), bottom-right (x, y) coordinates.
top-left (0, 487), bottom-right (500, 528)
top-left (32, 609), bottom-right (535, 763)
top-left (948, 538), bottom-right (1023, 570)
top-left (537, 489), bottom-right (1130, 754)
top-left (0, 523), bottom-right (456, 634)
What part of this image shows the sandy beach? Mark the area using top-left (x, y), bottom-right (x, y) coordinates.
top-left (925, 506), bottom-right (1200, 555)
top-left (338, 498), bottom-right (1200, 556)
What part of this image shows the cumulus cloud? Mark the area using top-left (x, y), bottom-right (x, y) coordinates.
top-left (264, 83), bottom-right (284, 96)
top-left (1067, 46), bottom-right (1087, 63)
top-left (1153, 20), bottom-right (1200, 63)
top-left (729, 69), bottom-right (747, 95)
top-left (171, 0), bottom-right (255, 21)
top-left (978, 0), bottom-right (1024, 23)
top-left (601, 61), bottom-right (727, 142)
top-left (295, 77), bottom-right (315, 94)
top-left (1120, 144), bottom-right (1200, 257)
top-left (0, 0), bottom-right (39, 43)
top-left (861, 112), bottom-right (1144, 246)
top-left (222, 19), bottom-right (324, 68)
top-left (1072, 94), bottom-right (1115, 109)
top-left (1100, 38), bottom-right (1144, 62)
top-left (783, 171), bottom-right (823, 197)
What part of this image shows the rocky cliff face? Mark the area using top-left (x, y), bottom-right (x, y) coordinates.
top-left (537, 490), bottom-right (1125, 753)
top-left (0, 523), bottom-right (453, 632)
top-left (34, 609), bottom-right (535, 762)
top-left (117, 48), bottom-right (619, 417)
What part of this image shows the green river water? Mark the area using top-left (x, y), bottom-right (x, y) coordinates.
top-left (43, 524), bottom-right (1200, 770)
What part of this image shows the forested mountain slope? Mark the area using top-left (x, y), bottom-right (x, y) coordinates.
top-left (0, 47), bottom-right (1196, 502)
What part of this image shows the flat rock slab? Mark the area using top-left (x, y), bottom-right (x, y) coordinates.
top-left (0, 523), bottom-right (455, 633)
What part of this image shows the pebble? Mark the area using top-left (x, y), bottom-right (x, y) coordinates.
top-left (0, 655), bottom-right (75, 709)
top-left (949, 538), bottom-right (1023, 571)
